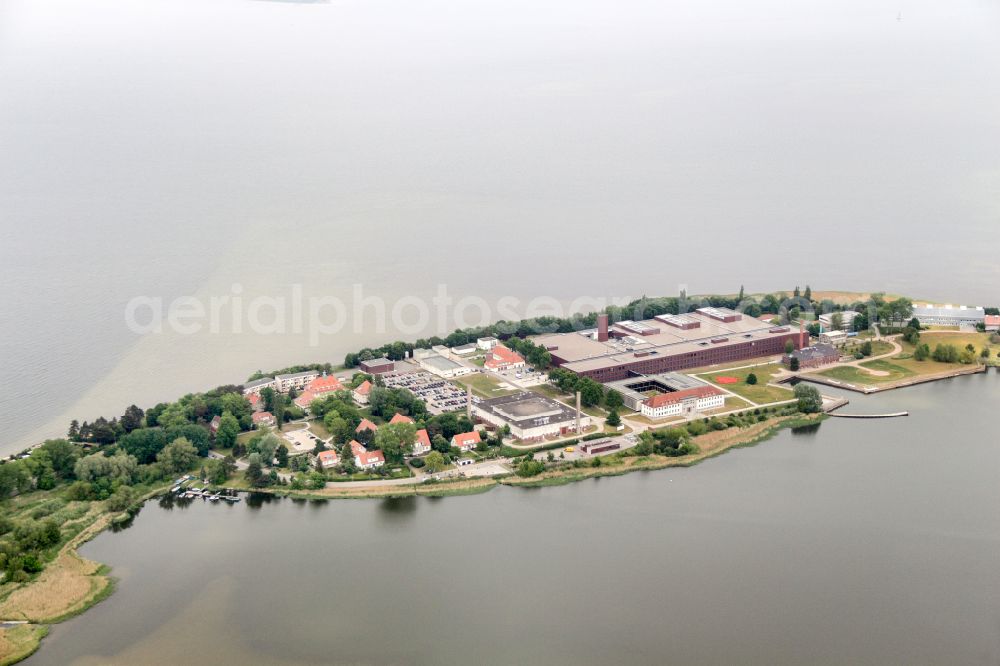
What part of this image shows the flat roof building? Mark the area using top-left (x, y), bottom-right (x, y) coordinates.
top-left (536, 311), bottom-right (805, 382)
top-left (605, 372), bottom-right (711, 411)
top-left (819, 310), bottom-right (860, 331)
top-left (605, 372), bottom-right (724, 419)
top-left (819, 330), bottom-right (849, 346)
top-left (640, 385), bottom-right (725, 421)
top-left (912, 304), bottom-right (985, 327)
top-left (477, 337), bottom-right (500, 350)
top-left (359, 358), bottom-right (395, 374)
top-left (419, 353), bottom-right (473, 378)
top-left (274, 370), bottom-right (320, 392)
top-left (243, 376), bottom-right (277, 395)
top-left (472, 392), bottom-right (590, 442)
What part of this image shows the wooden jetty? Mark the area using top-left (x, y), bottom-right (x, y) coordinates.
top-left (828, 411), bottom-right (909, 419)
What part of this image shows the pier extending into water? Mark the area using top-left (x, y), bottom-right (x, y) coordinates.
top-left (828, 411), bottom-right (909, 419)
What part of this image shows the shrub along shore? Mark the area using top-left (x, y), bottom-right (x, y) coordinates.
top-left (0, 406), bottom-right (828, 664)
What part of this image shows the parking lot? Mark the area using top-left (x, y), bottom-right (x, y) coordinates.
top-left (383, 370), bottom-right (468, 413)
top-left (283, 426), bottom-right (325, 454)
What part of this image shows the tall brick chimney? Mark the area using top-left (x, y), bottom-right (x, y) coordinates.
top-left (597, 313), bottom-right (609, 342)
top-left (466, 385), bottom-right (473, 422)
top-left (575, 391), bottom-right (582, 434)
top-left (799, 320), bottom-right (807, 349)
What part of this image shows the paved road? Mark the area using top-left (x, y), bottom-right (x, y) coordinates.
top-left (322, 459), bottom-right (511, 489)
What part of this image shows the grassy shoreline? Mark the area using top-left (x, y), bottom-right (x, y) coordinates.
top-left (0, 484), bottom-right (169, 665)
top-left (0, 412), bottom-right (819, 664)
top-left (501, 414), bottom-right (826, 488)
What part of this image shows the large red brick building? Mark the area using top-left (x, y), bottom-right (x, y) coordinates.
top-left (536, 308), bottom-right (806, 382)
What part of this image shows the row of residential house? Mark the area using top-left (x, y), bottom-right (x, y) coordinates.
top-left (242, 370), bottom-right (379, 427)
top-left (313, 411), bottom-right (483, 472)
top-left (316, 440), bottom-right (386, 471)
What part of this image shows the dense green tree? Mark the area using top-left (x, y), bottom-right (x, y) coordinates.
top-left (793, 384), bottom-right (823, 413)
top-left (249, 432), bottom-right (281, 466)
top-left (121, 405), bottom-right (145, 433)
top-left (215, 411), bottom-right (240, 449)
top-left (74, 451), bottom-right (138, 484)
top-left (106, 486), bottom-right (139, 512)
top-left (0, 461), bottom-right (32, 499)
top-left (157, 437), bottom-right (199, 474)
top-left (38, 439), bottom-right (78, 480)
top-left (220, 393), bottom-right (253, 430)
top-left (165, 423), bottom-right (211, 457)
top-left (746, 373), bottom-right (758, 385)
top-left (157, 403), bottom-right (190, 430)
top-left (245, 454), bottom-right (265, 487)
top-left (605, 409), bottom-right (621, 428)
top-left (374, 422), bottom-right (418, 464)
top-left (86, 417), bottom-right (118, 445)
top-left (118, 428), bottom-right (169, 464)
top-left (425, 451), bottom-right (446, 473)
top-left (516, 459), bottom-right (545, 477)
top-left (577, 378), bottom-right (605, 408)
top-left (931, 343), bottom-right (960, 363)
top-left (430, 434), bottom-right (451, 454)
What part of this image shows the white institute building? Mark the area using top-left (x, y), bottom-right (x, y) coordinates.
top-left (911, 304), bottom-right (986, 327)
top-left (605, 372), bottom-right (725, 421)
top-left (818, 310), bottom-right (860, 331)
top-left (471, 392), bottom-right (589, 442)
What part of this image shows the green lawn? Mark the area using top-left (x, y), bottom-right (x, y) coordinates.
top-left (455, 373), bottom-right (516, 398)
top-left (911, 331), bottom-right (997, 356)
top-left (841, 339), bottom-right (893, 357)
top-left (703, 396), bottom-right (754, 414)
top-left (700, 363), bottom-right (795, 405)
top-left (307, 420), bottom-right (330, 439)
top-left (817, 360), bottom-right (914, 386)
top-left (236, 430), bottom-right (257, 445)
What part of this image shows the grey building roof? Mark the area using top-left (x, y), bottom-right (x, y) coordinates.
top-left (605, 372), bottom-right (709, 407)
top-left (474, 392), bottom-right (578, 429)
top-left (275, 370), bottom-right (319, 381)
top-left (420, 354), bottom-right (463, 372)
top-left (791, 344), bottom-right (839, 362)
top-left (244, 377), bottom-right (276, 389)
top-left (912, 305), bottom-right (985, 321)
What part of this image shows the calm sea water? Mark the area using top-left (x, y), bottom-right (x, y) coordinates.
top-left (2, 0), bottom-right (999, 454)
top-left (23, 374), bottom-right (1000, 665)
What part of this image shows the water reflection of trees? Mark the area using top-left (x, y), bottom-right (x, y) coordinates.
top-left (377, 496), bottom-right (418, 524)
top-left (246, 492), bottom-right (279, 509)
